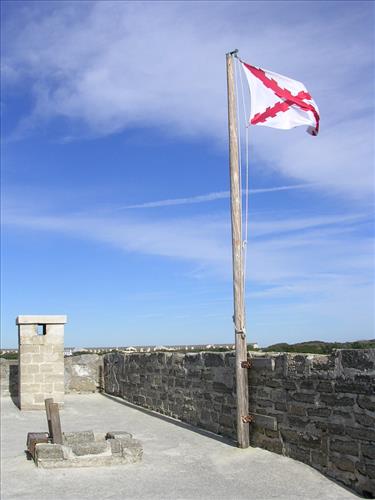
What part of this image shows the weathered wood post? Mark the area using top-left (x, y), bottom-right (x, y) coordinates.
top-left (226, 50), bottom-right (250, 448)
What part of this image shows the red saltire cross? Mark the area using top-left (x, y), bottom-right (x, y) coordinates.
top-left (242, 61), bottom-right (320, 136)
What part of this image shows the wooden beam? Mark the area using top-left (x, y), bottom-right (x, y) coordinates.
top-left (45, 398), bottom-right (53, 437)
top-left (45, 398), bottom-right (63, 444)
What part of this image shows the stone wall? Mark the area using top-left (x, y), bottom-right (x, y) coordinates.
top-left (0, 359), bottom-right (18, 398)
top-left (64, 354), bottom-right (103, 393)
top-left (104, 352), bottom-right (236, 436)
top-left (249, 350), bottom-right (375, 498)
top-left (0, 354), bottom-right (102, 397)
top-left (103, 350), bottom-right (375, 498)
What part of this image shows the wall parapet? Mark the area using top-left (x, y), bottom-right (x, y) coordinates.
top-left (0, 354), bottom-right (103, 398)
top-left (103, 349), bottom-right (375, 498)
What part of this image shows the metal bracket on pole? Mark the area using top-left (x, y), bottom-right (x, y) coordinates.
top-left (226, 49), bottom-right (239, 57)
top-left (241, 360), bottom-right (252, 369)
top-left (235, 329), bottom-right (246, 340)
top-left (241, 415), bottom-right (254, 424)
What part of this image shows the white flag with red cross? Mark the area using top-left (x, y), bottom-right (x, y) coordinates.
top-left (240, 60), bottom-right (320, 136)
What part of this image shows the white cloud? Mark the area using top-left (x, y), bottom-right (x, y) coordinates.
top-left (4, 202), bottom-right (372, 287)
top-left (3, 193), bottom-right (373, 339)
top-left (2, 1), bottom-right (374, 197)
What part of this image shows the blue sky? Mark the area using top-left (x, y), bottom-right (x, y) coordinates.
top-left (1, 1), bottom-right (374, 348)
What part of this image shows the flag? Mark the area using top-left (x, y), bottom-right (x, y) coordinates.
top-left (240, 60), bottom-right (320, 136)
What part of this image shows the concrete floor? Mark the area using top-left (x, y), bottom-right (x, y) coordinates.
top-left (1, 393), bottom-right (358, 500)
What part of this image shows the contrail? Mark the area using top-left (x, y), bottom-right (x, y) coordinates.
top-left (121, 183), bottom-right (313, 209)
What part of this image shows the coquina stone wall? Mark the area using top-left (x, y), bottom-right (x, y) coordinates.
top-left (64, 354), bottom-right (103, 393)
top-left (105, 352), bottom-right (237, 435)
top-left (103, 350), bottom-right (375, 498)
top-left (0, 359), bottom-right (18, 398)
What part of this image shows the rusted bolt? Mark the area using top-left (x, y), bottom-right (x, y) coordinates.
top-left (241, 415), bottom-right (254, 424)
top-left (241, 360), bottom-right (252, 369)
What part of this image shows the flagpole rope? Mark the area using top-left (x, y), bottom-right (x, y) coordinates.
top-left (234, 55), bottom-right (247, 333)
top-left (234, 59), bottom-right (245, 327)
top-left (234, 57), bottom-right (243, 219)
top-left (235, 57), bottom-right (251, 332)
top-left (238, 60), bottom-right (250, 301)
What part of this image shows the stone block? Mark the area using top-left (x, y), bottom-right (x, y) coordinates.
top-left (282, 380), bottom-right (297, 391)
top-left (288, 444), bottom-right (311, 465)
top-left (53, 382), bottom-right (65, 394)
top-left (340, 350), bottom-right (374, 370)
top-left (331, 455), bottom-right (356, 473)
top-left (24, 365), bottom-right (40, 374)
top-left (275, 402), bottom-right (287, 412)
top-left (307, 407), bottom-right (331, 417)
top-left (212, 382), bottom-right (233, 395)
top-left (265, 377), bottom-right (283, 388)
top-left (272, 390), bottom-right (286, 402)
top-left (288, 404), bottom-right (307, 416)
top-left (300, 380), bottom-right (315, 390)
top-left (335, 378), bottom-right (373, 395)
top-left (357, 462), bottom-right (375, 480)
top-left (251, 358), bottom-right (275, 371)
top-left (109, 439), bottom-right (122, 455)
top-left (354, 412), bottom-right (375, 427)
top-left (362, 443), bottom-right (375, 460)
top-left (347, 427), bottom-right (375, 442)
top-left (40, 364), bottom-right (56, 374)
top-left (287, 416), bottom-right (308, 428)
top-left (49, 352), bottom-right (63, 362)
top-left (332, 410), bottom-right (353, 420)
top-left (320, 394), bottom-right (354, 406)
top-left (311, 450), bottom-right (327, 468)
top-left (35, 443), bottom-right (64, 460)
top-left (20, 345), bottom-right (40, 354)
top-left (357, 395), bottom-right (375, 411)
top-left (63, 431), bottom-right (95, 445)
top-left (22, 383), bottom-right (41, 393)
top-left (44, 374), bottom-right (64, 383)
top-left (71, 442), bottom-right (108, 456)
top-left (18, 324), bottom-right (38, 338)
top-left (317, 381), bottom-right (334, 393)
top-left (330, 439), bottom-right (359, 456)
top-left (298, 434), bottom-right (321, 449)
top-left (291, 392), bottom-right (315, 404)
top-left (280, 428), bottom-right (299, 444)
top-left (255, 399), bottom-right (274, 408)
top-left (287, 355), bottom-right (310, 376)
top-left (106, 431), bottom-right (133, 440)
top-left (16, 315), bottom-right (67, 324)
top-left (21, 354), bottom-right (33, 364)
top-left (51, 391), bottom-right (64, 402)
top-left (121, 439), bottom-right (143, 463)
top-left (34, 393), bottom-right (49, 403)
top-left (252, 413), bottom-right (277, 431)
top-left (32, 354), bottom-right (44, 363)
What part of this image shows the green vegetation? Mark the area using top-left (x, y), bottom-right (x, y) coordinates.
top-left (0, 352), bottom-right (18, 360)
top-left (263, 339), bottom-right (375, 355)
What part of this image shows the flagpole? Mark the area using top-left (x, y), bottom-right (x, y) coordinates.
top-left (226, 49), bottom-right (250, 449)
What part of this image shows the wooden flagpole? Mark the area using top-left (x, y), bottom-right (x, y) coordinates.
top-left (226, 49), bottom-right (250, 449)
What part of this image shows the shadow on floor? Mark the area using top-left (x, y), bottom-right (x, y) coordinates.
top-left (101, 392), bottom-right (237, 448)
top-left (9, 364), bottom-right (20, 409)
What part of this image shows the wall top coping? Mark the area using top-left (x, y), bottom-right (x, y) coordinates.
top-left (16, 315), bottom-right (68, 325)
